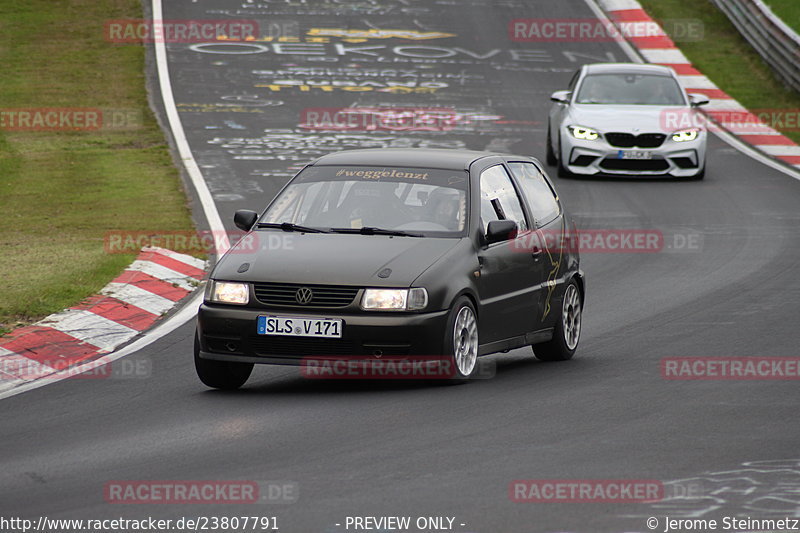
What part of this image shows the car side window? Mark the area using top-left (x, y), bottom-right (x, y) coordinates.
top-left (507, 162), bottom-right (560, 227)
top-left (479, 165), bottom-right (528, 236)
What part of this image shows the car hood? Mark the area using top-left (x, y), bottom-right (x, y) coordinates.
top-left (212, 231), bottom-right (460, 287)
top-left (567, 104), bottom-right (689, 134)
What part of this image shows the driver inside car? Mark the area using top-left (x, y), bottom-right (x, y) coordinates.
top-left (424, 188), bottom-right (462, 231)
top-left (339, 181), bottom-right (407, 228)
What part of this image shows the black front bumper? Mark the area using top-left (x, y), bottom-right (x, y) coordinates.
top-left (197, 303), bottom-right (450, 365)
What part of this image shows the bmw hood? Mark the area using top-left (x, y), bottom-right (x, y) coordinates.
top-left (567, 104), bottom-right (692, 135)
top-left (212, 231), bottom-right (459, 287)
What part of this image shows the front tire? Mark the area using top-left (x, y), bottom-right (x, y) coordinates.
top-left (194, 331), bottom-right (253, 390)
top-left (533, 280), bottom-right (582, 361)
top-left (556, 133), bottom-right (572, 178)
top-left (443, 297), bottom-right (479, 380)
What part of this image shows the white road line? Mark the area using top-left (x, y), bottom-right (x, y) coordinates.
top-left (582, 0), bottom-right (644, 63)
top-left (127, 260), bottom-right (198, 291)
top-left (39, 310), bottom-right (139, 353)
top-left (100, 283), bottom-right (176, 315)
top-left (151, 0), bottom-right (229, 256)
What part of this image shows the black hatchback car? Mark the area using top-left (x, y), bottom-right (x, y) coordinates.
top-left (195, 149), bottom-right (584, 389)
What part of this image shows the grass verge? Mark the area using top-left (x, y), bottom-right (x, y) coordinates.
top-left (638, 0), bottom-right (800, 144)
top-left (765, 0), bottom-right (800, 34)
top-left (0, 0), bottom-right (197, 335)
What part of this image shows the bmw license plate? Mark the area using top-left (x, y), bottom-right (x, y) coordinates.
top-left (257, 316), bottom-right (343, 338)
top-left (618, 150), bottom-right (652, 160)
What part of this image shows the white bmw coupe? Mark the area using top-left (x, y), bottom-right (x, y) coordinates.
top-left (547, 63), bottom-right (709, 180)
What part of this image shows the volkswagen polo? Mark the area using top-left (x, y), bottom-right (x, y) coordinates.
top-left (195, 149), bottom-right (584, 389)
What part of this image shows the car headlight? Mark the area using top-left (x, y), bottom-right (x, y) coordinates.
top-left (206, 280), bottom-right (249, 305)
top-left (672, 128), bottom-right (699, 142)
top-left (361, 288), bottom-right (428, 311)
top-left (567, 125), bottom-right (599, 141)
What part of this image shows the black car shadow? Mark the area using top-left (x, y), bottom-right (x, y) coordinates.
top-left (196, 350), bottom-right (585, 397)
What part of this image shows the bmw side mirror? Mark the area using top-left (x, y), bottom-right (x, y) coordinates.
top-left (688, 93), bottom-right (709, 107)
top-left (550, 90), bottom-right (571, 104)
top-left (486, 220), bottom-right (518, 245)
top-left (234, 209), bottom-right (259, 231)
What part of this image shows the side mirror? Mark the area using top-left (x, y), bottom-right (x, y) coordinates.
top-left (233, 209), bottom-right (259, 231)
top-left (486, 220), bottom-right (518, 245)
top-left (550, 90), bottom-right (571, 104)
top-left (688, 93), bottom-right (709, 107)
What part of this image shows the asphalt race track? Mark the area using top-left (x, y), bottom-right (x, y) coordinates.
top-left (1, 0), bottom-right (799, 532)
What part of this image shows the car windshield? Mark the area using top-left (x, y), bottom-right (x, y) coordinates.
top-left (575, 73), bottom-right (685, 105)
top-left (260, 165), bottom-right (469, 237)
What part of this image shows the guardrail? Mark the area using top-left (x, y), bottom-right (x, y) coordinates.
top-left (711, 0), bottom-right (800, 93)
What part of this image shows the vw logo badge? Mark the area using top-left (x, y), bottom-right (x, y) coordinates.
top-left (295, 287), bottom-right (313, 305)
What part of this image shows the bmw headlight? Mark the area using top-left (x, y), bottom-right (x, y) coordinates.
top-left (206, 280), bottom-right (249, 305)
top-left (672, 128), bottom-right (699, 142)
top-left (567, 125), bottom-right (600, 141)
top-left (361, 288), bottom-right (428, 311)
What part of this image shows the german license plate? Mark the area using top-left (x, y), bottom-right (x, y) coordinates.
top-left (618, 150), bottom-right (652, 160)
top-left (257, 316), bottom-right (343, 338)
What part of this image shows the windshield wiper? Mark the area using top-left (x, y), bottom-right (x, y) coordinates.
top-left (256, 222), bottom-right (329, 233)
top-left (329, 226), bottom-right (423, 237)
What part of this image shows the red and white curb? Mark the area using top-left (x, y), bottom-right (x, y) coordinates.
top-left (598, 0), bottom-right (800, 172)
top-left (0, 247), bottom-right (205, 391)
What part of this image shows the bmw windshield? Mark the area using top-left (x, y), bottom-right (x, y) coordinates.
top-left (576, 73), bottom-right (685, 105)
top-left (260, 165), bottom-right (470, 238)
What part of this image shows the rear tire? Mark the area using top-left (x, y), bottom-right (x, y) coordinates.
top-left (533, 280), bottom-right (582, 361)
top-left (194, 331), bottom-right (253, 390)
top-left (443, 297), bottom-right (479, 381)
top-left (546, 124), bottom-right (557, 166)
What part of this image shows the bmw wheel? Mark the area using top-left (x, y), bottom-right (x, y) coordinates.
top-left (556, 133), bottom-right (572, 178)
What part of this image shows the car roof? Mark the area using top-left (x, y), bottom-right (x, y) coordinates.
top-left (583, 62), bottom-right (675, 76)
top-left (310, 148), bottom-right (511, 170)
